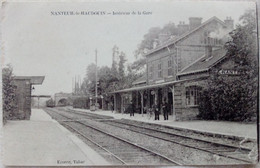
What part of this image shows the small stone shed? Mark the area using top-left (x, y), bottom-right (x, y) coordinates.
top-left (13, 76), bottom-right (45, 120)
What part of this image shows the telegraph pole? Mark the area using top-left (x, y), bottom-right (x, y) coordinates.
top-left (75, 75), bottom-right (77, 94)
top-left (72, 77), bottom-right (74, 94)
top-left (95, 49), bottom-right (98, 106)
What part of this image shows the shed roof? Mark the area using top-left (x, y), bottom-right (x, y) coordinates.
top-left (132, 75), bottom-right (147, 85)
top-left (177, 48), bottom-right (227, 76)
top-left (13, 76), bottom-right (45, 85)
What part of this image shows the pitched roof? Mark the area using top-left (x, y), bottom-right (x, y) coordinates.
top-left (145, 16), bottom-right (226, 56)
top-left (177, 48), bottom-right (227, 76)
top-left (13, 76), bottom-right (45, 85)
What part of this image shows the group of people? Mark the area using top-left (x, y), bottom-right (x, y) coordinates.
top-left (109, 100), bottom-right (170, 120)
top-left (127, 99), bottom-right (170, 120)
top-left (151, 100), bottom-right (169, 120)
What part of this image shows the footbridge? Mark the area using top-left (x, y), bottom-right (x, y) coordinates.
top-left (54, 92), bottom-right (88, 106)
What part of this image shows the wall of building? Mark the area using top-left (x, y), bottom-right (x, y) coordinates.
top-left (127, 18), bottom-right (235, 121)
top-left (13, 79), bottom-right (32, 120)
top-left (174, 79), bottom-right (208, 121)
top-left (146, 46), bottom-right (177, 85)
top-left (174, 57), bottom-right (237, 121)
top-left (176, 20), bottom-right (226, 70)
top-left (146, 19), bottom-right (228, 86)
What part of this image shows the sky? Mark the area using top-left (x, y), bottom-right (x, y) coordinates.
top-left (2, 0), bottom-right (256, 96)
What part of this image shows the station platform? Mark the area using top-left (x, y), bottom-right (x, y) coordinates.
top-left (2, 108), bottom-right (110, 166)
top-left (71, 107), bottom-right (258, 141)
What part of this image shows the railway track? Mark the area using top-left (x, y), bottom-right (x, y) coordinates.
top-left (58, 107), bottom-right (113, 120)
top-left (45, 108), bottom-right (182, 165)
top-left (45, 108), bottom-right (257, 164)
top-left (100, 120), bottom-right (254, 164)
top-left (62, 123), bottom-right (125, 165)
top-left (59, 108), bottom-right (256, 148)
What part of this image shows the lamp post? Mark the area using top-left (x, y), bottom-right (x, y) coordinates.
top-left (101, 95), bottom-right (104, 110)
top-left (90, 97), bottom-right (93, 111)
top-left (95, 49), bottom-right (98, 107)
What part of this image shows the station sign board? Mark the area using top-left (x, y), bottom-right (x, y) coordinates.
top-left (217, 69), bottom-right (247, 76)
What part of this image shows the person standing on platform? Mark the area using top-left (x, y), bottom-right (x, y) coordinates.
top-left (111, 102), bottom-right (114, 113)
top-left (129, 101), bottom-right (135, 117)
top-left (153, 104), bottom-right (160, 120)
top-left (162, 99), bottom-right (169, 120)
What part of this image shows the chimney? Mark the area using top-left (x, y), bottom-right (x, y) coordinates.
top-left (177, 21), bottom-right (189, 35)
top-left (224, 16), bottom-right (234, 30)
top-left (205, 45), bottom-right (212, 58)
top-left (189, 17), bottom-right (202, 30)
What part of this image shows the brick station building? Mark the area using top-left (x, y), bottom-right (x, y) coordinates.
top-left (111, 16), bottom-right (235, 121)
top-left (12, 76), bottom-right (45, 120)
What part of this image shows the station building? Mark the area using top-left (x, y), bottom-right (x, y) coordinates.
top-left (111, 16), bottom-right (235, 121)
top-left (12, 76), bottom-right (45, 120)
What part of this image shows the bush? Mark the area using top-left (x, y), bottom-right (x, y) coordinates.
top-left (73, 97), bottom-right (89, 109)
top-left (2, 65), bottom-right (17, 123)
top-left (198, 10), bottom-right (257, 122)
top-left (197, 90), bottom-right (214, 120)
top-left (198, 75), bottom-right (257, 122)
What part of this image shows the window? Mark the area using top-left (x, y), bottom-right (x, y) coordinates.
top-left (149, 65), bottom-right (153, 79)
top-left (207, 37), bottom-right (211, 44)
top-left (185, 86), bottom-right (202, 106)
top-left (158, 62), bottom-right (162, 78)
top-left (168, 58), bottom-right (173, 76)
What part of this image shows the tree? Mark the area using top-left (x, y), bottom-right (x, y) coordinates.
top-left (118, 51), bottom-right (127, 78)
top-left (131, 57), bottom-right (146, 73)
top-left (225, 9), bottom-right (257, 121)
top-left (85, 63), bottom-right (97, 83)
top-left (2, 65), bottom-right (17, 123)
top-left (198, 10), bottom-right (257, 122)
top-left (98, 66), bottom-right (116, 93)
top-left (73, 97), bottom-right (89, 109)
top-left (134, 27), bottom-right (161, 59)
top-left (160, 22), bottom-right (178, 36)
top-left (133, 22), bottom-right (180, 72)
top-left (111, 45), bottom-right (119, 76)
top-left (82, 46), bottom-right (141, 106)
top-left (134, 22), bottom-right (179, 59)
top-left (225, 9), bottom-right (257, 73)
top-left (80, 79), bottom-right (89, 95)
top-left (82, 63), bottom-right (97, 96)
top-left (123, 64), bottom-right (142, 88)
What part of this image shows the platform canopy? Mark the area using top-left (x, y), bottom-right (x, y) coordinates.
top-left (13, 76), bottom-right (45, 85)
top-left (110, 79), bottom-right (190, 94)
top-left (31, 95), bottom-right (51, 98)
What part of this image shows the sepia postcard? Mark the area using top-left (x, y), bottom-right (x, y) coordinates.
top-left (0, 0), bottom-right (259, 167)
